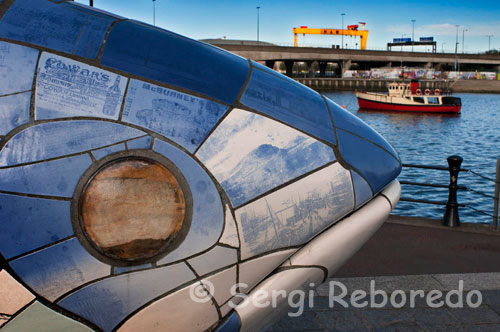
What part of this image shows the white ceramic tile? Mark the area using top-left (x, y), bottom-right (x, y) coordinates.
top-left (117, 282), bottom-right (219, 332)
top-left (219, 205), bottom-right (239, 248)
top-left (0, 270), bottom-right (34, 316)
top-left (188, 246), bottom-right (237, 277)
top-left (202, 265), bottom-right (237, 306)
top-left (238, 249), bottom-right (296, 293)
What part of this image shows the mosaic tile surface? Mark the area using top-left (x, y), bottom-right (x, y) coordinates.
top-left (197, 109), bottom-right (336, 207)
top-left (117, 282), bottom-right (219, 332)
top-left (9, 238), bottom-right (110, 301)
top-left (0, 120), bottom-right (144, 166)
top-left (101, 20), bottom-right (249, 104)
top-left (0, 1), bottom-right (402, 331)
top-left (35, 53), bottom-right (127, 120)
top-left (337, 129), bottom-right (401, 193)
top-left (58, 262), bottom-right (195, 332)
top-left (0, 194), bottom-right (72, 259)
top-left (0, 92), bottom-right (31, 135)
top-left (154, 140), bottom-right (224, 265)
top-left (0, 41), bottom-right (38, 96)
top-left (0, 0), bottom-right (116, 59)
top-left (235, 163), bottom-right (354, 259)
top-left (123, 79), bottom-right (227, 152)
top-left (0, 154), bottom-right (92, 197)
top-left (241, 67), bottom-right (336, 144)
top-left (0, 301), bottom-right (93, 332)
top-left (325, 96), bottom-right (399, 159)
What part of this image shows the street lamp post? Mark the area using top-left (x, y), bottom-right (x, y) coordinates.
top-left (401, 33), bottom-right (406, 51)
top-left (341, 13), bottom-right (345, 49)
top-left (462, 28), bottom-right (468, 53)
top-left (89, 0), bottom-right (93, 6)
top-left (454, 25), bottom-right (459, 73)
top-left (442, 42), bottom-right (446, 53)
top-left (486, 35), bottom-right (493, 51)
top-left (153, 0), bottom-right (156, 26)
top-left (256, 6), bottom-right (260, 44)
top-left (411, 19), bottom-right (416, 52)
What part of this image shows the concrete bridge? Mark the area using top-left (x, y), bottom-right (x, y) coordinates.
top-left (210, 43), bottom-right (500, 76)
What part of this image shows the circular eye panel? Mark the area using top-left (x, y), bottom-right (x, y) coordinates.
top-left (73, 150), bottom-right (192, 265)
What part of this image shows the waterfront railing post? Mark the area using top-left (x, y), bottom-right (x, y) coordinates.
top-left (442, 155), bottom-right (463, 227)
top-left (493, 158), bottom-right (500, 230)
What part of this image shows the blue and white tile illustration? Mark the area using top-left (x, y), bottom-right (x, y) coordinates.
top-left (35, 53), bottom-right (127, 120)
top-left (196, 109), bottom-right (336, 207)
top-left (235, 163), bottom-right (354, 259)
top-left (0, 41), bottom-right (38, 96)
top-left (123, 79), bottom-right (228, 152)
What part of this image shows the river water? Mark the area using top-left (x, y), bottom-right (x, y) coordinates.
top-left (323, 92), bottom-right (500, 224)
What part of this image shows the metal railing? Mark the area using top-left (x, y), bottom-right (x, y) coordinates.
top-left (399, 155), bottom-right (500, 229)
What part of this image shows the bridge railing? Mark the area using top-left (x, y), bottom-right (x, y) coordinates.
top-left (398, 155), bottom-right (499, 229)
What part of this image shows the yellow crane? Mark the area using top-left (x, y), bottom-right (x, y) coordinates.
top-left (293, 23), bottom-right (369, 50)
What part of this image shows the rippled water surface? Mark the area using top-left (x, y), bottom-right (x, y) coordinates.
top-left (324, 91), bottom-right (500, 224)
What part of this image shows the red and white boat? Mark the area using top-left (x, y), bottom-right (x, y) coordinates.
top-left (356, 80), bottom-right (461, 113)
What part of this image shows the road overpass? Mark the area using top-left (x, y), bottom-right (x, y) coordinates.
top-left (208, 43), bottom-right (500, 76)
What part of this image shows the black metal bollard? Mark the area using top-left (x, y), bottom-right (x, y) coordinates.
top-left (442, 155), bottom-right (463, 227)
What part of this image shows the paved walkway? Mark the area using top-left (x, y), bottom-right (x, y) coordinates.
top-left (270, 272), bottom-right (500, 332)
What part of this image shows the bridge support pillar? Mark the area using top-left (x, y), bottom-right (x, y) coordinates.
top-left (306, 61), bottom-right (317, 78)
top-left (318, 61), bottom-right (327, 76)
top-left (387, 62), bottom-right (392, 68)
top-left (424, 62), bottom-right (433, 68)
top-left (284, 60), bottom-right (294, 77)
top-left (265, 60), bottom-right (275, 70)
top-left (341, 60), bottom-right (351, 77)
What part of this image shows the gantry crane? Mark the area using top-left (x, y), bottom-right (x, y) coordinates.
top-left (293, 22), bottom-right (369, 50)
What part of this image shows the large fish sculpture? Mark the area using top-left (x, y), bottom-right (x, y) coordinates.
top-left (0, 1), bottom-right (401, 331)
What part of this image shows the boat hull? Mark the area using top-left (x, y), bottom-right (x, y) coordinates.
top-left (357, 95), bottom-right (461, 113)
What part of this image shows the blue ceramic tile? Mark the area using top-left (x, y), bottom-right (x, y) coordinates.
top-left (0, 0), bottom-right (116, 59)
top-left (215, 312), bottom-right (241, 332)
top-left (126, 136), bottom-right (152, 150)
top-left (113, 264), bottom-right (153, 275)
top-left (196, 109), bottom-right (336, 207)
top-left (235, 163), bottom-right (354, 259)
top-left (9, 238), bottom-right (110, 301)
top-left (91, 143), bottom-right (125, 160)
top-left (325, 97), bottom-right (399, 160)
top-left (122, 79), bottom-right (228, 153)
top-left (62, 2), bottom-right (125, 20)
top-left (58, 262), bottom-right (195, 332)
top-left (0, 154), bottom-right (92, 197)
top-left (36, 53), bottom-right (128, 120)
top-left (154, 140), bottom-right (224, 265)
top-left (337, 129), bottom-right (401, 194)
top-left (187, 246), bottom-right (237, 276)
top-left (0, 120), bottom-right (144, 166)
top-left (0, 42), bottom-right (38, 95)
top-left (351, 170), bottom-right (373, 209)
top-left (0, 194), bottom-right (72, 259)
top-left (240, 67), bottom-right (336, 145)
top-left (101, 20), bottom-right (249, 105)
top-left (0, 92), bottom-right (31, 135)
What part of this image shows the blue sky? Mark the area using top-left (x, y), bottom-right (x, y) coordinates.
top-left (75, 0), bottom-right (500, 52)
